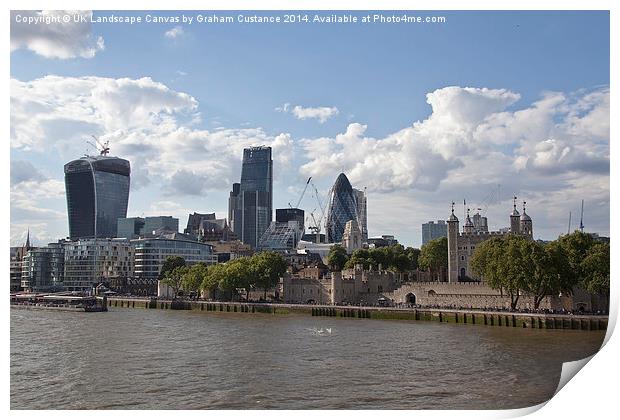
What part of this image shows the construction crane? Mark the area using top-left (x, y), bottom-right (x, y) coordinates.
top-left (289, 177), bottom-right (312, 209)
top-left (86, 135), bottom-right (110, 156)
top-left (306, 181), bottom-right (330, 243)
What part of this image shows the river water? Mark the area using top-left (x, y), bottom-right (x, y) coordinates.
top-left (10, 307), bottom-right (605, 410)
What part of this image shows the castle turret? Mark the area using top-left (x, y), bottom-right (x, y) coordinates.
top-left (510, 196), bottom-right (521, 234)
top-left (463, 209), bottom-right (474, 234)
top-left (520, 201), bottom-right (533, 239)
top-left (447, 202), bottom-right (459, 283)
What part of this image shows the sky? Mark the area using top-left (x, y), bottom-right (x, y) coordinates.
top-left (9, 10), bottom-right (610, 247)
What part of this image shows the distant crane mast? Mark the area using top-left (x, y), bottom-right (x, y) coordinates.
top-left (289, 177), bottom-right (312, 209)
top-left (86, 135), bottom-right (110, 156)
top-left (307, 181), bottom-right (329, 243)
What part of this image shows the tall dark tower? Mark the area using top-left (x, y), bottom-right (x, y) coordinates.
top-left (325, 173), bottom-right (359, 243)
top-left (64, 154), bottom-right (130, 240)
top-left (446, 202), bottom-right (460, 283)
top-left (239, 146), bottom-right (272, 248)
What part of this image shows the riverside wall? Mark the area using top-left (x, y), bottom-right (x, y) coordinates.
top-left (105, 297), bottom-right (608, 331)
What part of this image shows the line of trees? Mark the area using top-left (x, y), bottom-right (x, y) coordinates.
top-left (470, 231), bottom-right (609, 310)
top-left (327, 244), bottom-right (421, 273)
top-left (159, 252), bottom-right (287, 301)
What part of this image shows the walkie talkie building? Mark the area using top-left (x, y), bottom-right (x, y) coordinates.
top-left (64, 155), bottom-right (131, 240)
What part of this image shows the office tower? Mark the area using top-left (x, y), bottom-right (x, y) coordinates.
top-left (228, 183), bottom-right (242, 237)
top-left (239, 146), bottom-right (273, 248)
top-left (276, 208), bottom-right (305, 231)
top-left (118, 216), bottom-right (179, 239)
top-left (353, 188), bottom-right (368, 242)
top-left (117, 217), bottom-right (145, 239)
top-left (325, 173), bottom-right (359, 243)
top-left (64, 154), bottom-right (130, 239)
top-left (422, 220), bottom-right (448, 245)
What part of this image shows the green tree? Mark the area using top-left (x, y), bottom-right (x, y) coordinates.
top-left (226, 257), bottom-right (255, 301)
top-left (526, 241), bottom-right (575, 309)
top-left (471, 235), bottom-right (537, 310)
top-left (182, 263), bottom-right (208, 298)
top-left (162, 265), bottom-right (189, 298)
top-left (159, 256), bottom-right (186, 280)
top-left (327, 244), bottom-right (349, 271)
top-left (201, 263), bottom-right (225, 300)
top-left (345, 248), bottom-right (372, 269)
top-left (557, 231), bottom-right (595, 286)
top-left (253, 252), bottom-right (287, 300)
top-left (418, 237), bottom-right (448, 282)
top-left (581, 242), bottom-right (610, 296)
top-left (405, 247), bottom-right (421, 270)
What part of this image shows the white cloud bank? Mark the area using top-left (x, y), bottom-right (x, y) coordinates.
top-left (299, 86), bottom-right (609, 194)
top-left (10, 77), bottom-right (609, 245)
top-left (10, 75), bottom-right (294, 197)
top-left (276, 103), bottom-right (339, 123)
top-left (11, 10), bottom-right (104, 59)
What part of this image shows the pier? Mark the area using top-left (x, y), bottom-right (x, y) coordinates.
top-left (11, 293), bottom-right (108, 312)
top-left (104, 297), bottom-right (608, 331)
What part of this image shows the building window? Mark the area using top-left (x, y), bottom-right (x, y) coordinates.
top-left (461, 256), bottom-right (465, 261)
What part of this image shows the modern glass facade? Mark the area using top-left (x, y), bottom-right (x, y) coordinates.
top-left (228, 183), bottom-right (242, 237)
top-left (325, 173), bottom-right (360, 243)
top-left (64, 156), bottom-right (130, 239)
top-left (239, 147), bottom-right (273, 249)
top-left (21, 242), bottom-right (65, 292)
top-left (63, 239), bottom-right (133, 291)
top-left (276, 208), bottom-right (305, 231)
top-left (132, 238), bottom-right (217, 280)
top-left (422, 220), bottom-right (448, 245)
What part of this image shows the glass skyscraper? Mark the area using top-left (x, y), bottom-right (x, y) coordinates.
top-left (64, 155), bottom-right (131, 240)
top-left (325, 173), bottom-right (360, 243)
top-left (237, 146), bottom-right (273, 249)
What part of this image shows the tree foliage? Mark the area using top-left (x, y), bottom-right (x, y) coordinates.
top-left (580, 242), bottom-right (610, 295)
top-left (327, 244), bottom-right (348, 271)
top-left (418, 237), bottom-right (448, 281)
top-left (159, 256), bottom-right (186, 280)
top-left (253, 252), bottom-right (287, 299)
top-left (343, 244), bottom-right (420, 273)
top-left (470, 232), bottom-right (608, 310)
top-left (162, 265), bottom-right (189, 298)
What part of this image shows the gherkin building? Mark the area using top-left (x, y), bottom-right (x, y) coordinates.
top-left (325, 173), bottom-right (359, 243)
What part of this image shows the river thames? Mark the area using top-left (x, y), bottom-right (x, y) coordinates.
top-left (10, 307), bottom-right (605, 410)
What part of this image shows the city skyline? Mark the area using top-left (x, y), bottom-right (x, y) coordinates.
top-left (10, 10), bottom-right (610, 247)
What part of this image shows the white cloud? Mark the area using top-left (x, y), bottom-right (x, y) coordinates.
top-left (276, 103), bottom-right (339, 123)
top-left (11, 10), bottom-right (104, 59)
top-left (10, 78), bottom-right (609, 245)
top-left (297, 85), bottom-right (608, 243)
top-left (300, 86), bottom-right (609, 195)
top-left (11, 76), bottom-right (199, 151)
top-left (11, 75), bottom-right (294, 198)
top-left (165, 26), bottom-right (184, 39)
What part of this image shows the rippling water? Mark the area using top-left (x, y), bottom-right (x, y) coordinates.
top-left (10, 307), bottom-right (605, 409)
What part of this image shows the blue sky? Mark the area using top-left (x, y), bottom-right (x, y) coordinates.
top-left (10, 10), bottom-right (610, 247)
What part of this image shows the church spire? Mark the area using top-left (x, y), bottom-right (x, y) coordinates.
top-left (25, 228), bottom-right (31, 249)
